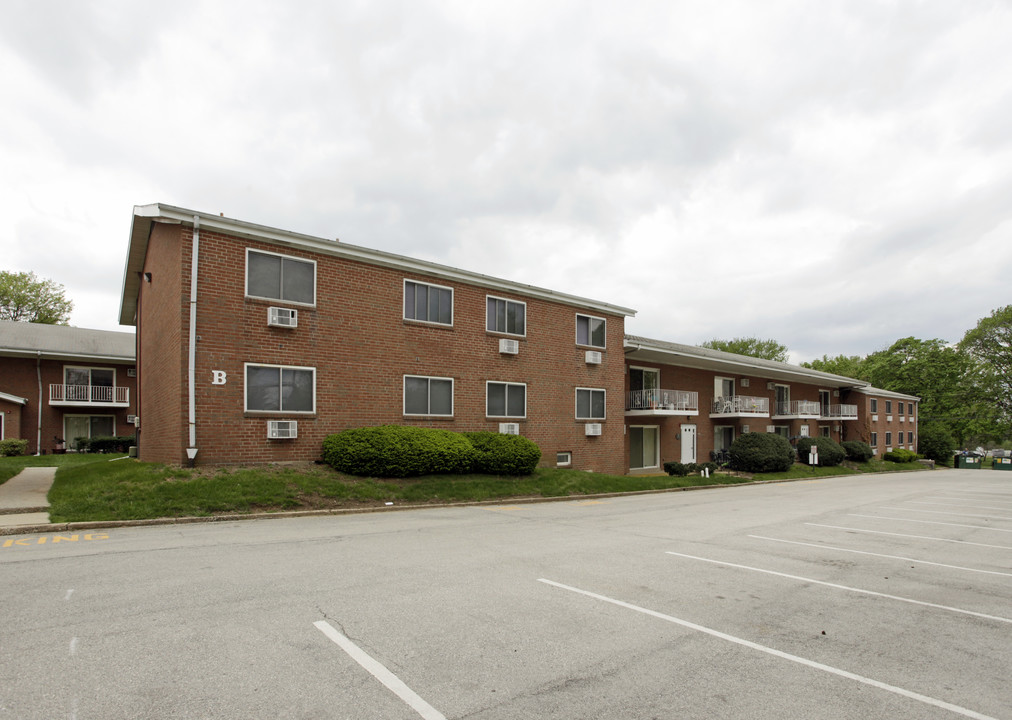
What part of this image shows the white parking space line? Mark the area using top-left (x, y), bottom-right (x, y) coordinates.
top-left (804, 523), bottom-right (1012, 550)
top-left (927, 496), bottom-right (1012, 505)
top-left (314, 620), bottom-right (446, 720)
top-left (538, 579), bottom-right (999, 720)
top-left (849, 514), bottom-right (1012, 534)
top-left (664, 551), bottom-right (1012, 624)
top-left (879, 507), bottom-right (1012, 521)
top-left (748, 536), bottom-right (1012, 577)
top-left (908, 501), bottom-right (1012, 512)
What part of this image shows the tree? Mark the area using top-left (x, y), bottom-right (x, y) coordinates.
top-left (801, 354), bottom-right (869, 380)
top-left (918, 424), bottom-right (956, 462)
top-left (959, 305), bottom-right (1012, 423)
top-left (700, 337), bottom-right (789, 363)
top-left (0, 271), bottom-right (73, 324)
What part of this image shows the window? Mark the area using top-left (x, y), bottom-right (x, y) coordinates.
top-left (773, 426), bottom-right (790, 439)
top-left (885, 431), bottom-right (892, 446)
top-left (64, 415), bottom-right (115, 450)
top-left (870, 432), bottom-right (878, 447)
top-left (820, 426), bottom-right (830, 437)
top-left (63, 366), bottom-right (116, 402)
top-left (908, 403), bottom-right (914, 415)
top-left (576, 388), bottom-right (606, 419)
top-left (245, 364), bottom-right (315, 413)
top-left (576, 314), bottom-right (606, 348)
top-left (898, 403), bottom-right (905, 416)
top-left (870, 398), bottom-right (878, 413)
top-left (404, 375), bottom-right (453, 416)
top-left (714, 426), bottom-right (734, 452)
top-left (246, 249), bottom-right (315, 305)
top-left (486, 381), bottom-right (526, 418)
top-left (486, 296), bottom-right (526, 336)
top-left (404, 280), bottom-right (452, 325)
top-left (556, 452), bottom-right (572, 467)
top-left (885, 400), bottom-right (892, 413)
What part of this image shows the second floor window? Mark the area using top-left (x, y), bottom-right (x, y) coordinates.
top-left (246, 250), bottom-right (315, 305)
top-left (404, 281), bottom-right (453, 325)
top-left (487, 296), bottom-right (526, 335)
top-left (576, 314), bottom-right (606, 348)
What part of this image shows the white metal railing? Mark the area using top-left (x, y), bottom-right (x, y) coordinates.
top-left (774, 400), bottom-right (820, 416)
top-left (626, 389), bottom-right (698, 413)
top-left (50, 384), bottom-right (129, 404)
top-left (711, 395), bottom-right (769, 414)
top-left (820, 404), bottom-right (858, 419)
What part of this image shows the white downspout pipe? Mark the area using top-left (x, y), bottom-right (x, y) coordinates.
top-left (186, 216), bottom-right (200, 465)
top-left (36, 351), bottom-right (43, 456)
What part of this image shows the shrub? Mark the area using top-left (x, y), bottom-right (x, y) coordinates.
top-left (78, 436), bottom-right (135, 453)
top-left (884, 448), bottom-right (920, 463)
top-left (322, 425), bottom-right (476, 477)
top-left (698, 461), bottom-right (718, 476)
top-left (0, 438), bottom-right (29, 457)
top-left (463, 431), bottom-right (541, 475)
top-left (728, 432), bottom-right (795, 473)
top-left (663, 461), bottom-right (689, 477)
top-left (918, 424), bottom-right (956, 462)
top-left (796, 436), bottom-right (847, 467)
top-left (841, 440), bottom-right (874, 463)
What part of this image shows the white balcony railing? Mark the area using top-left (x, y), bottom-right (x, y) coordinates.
top-left (710, 395), bottom-right (769, 416)
top-left (773, 400), bottom-right (821, 417)
top-left (820, 404), bottom-right (858, 420)
top-left (50, 384), bottom-right (129, 406)
top-left (626, 389), bottom-right (698, 414)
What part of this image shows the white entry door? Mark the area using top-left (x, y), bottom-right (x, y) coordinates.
top-left (680, 424), bottom-right (697, 463)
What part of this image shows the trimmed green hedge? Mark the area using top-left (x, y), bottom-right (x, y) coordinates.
top-left (797, 436), bottom-right (846, 467)
top-left (664, 461), bottom-right (719, 477)
top-left (884, 448), bottom-right (920, 463)
top-left (322, 425), bottom-right (476, 477)
top-left (73, 436), bottom-right (135, 453)
top-left (463, 431), bottom-right (541, 475)
top-left (0, 438), bottom-right (29, 457)
top-left (841, 440), bottom-right (874, 463)
top-left (728, 432), bottom-right (795, 473)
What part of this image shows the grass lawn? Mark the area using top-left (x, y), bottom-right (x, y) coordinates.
top-left (0, 452), bottom-right (931, 523)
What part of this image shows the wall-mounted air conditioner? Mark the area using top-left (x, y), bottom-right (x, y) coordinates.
top-left (585, 351), bottom-right (602, 365)
top-left (740, 378), bottom-right (750, 387)
top-left (833, 425), bottom-right (841, 432)
top-left (766, 425), bottom-right (776, 433)
top-left (127, 414), bottom-right (136, 425)
top-left (833, 390), bottom-right (840, 397)
top-left (767, 382), bottom-right (775, 390)
top-left (499, 338), bottom-right (519, 355)
top-left (499, 422), bottom-right (520, 435)
top-left (741, 425), bottom-right (750, 433)
top-left (127, 368), bottom-right (137, 377)
top-left (268, 307), bottom-right (298, 328)
top-left (585, 423), bottom-right (602, 436)
top-left (267, 420), bottom-right (298, 439)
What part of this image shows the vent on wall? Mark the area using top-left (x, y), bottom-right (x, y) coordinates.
top-left (498, 422), bottom-right (520, 435)
top-left (127, 368), bottom-right (137, 377)
top-left (268, 307), bottom-right (298, 328)
top-left (499, 338), bottom-right (519, 355)
top-left (585, 423), bottom-right (602, 436)
top-left (740, 378), bottom-right (750, 387)
top-left (267, 420), bottom-right (298, 439)
top-left (585, 351), bottom-right (602, 365)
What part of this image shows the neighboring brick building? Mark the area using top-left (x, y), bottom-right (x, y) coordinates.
top-left (845, 386), bottom-right (920, 456)
top-left (119, 203), bottom-right (635, 472)
top-left (0, 320), bottom-right (136, 454)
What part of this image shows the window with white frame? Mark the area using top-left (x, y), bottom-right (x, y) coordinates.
top-left (885, 400), bottom-right (892, 413)
top-left (576, 314), bottom-right (606, 348)
top-left (908, 402), bottom-right (914, 416)
top-left (870, 398), bottom-right (878, 413)
top-left (576, 387), bottom-right (606, 419)
top-left (245, 364), bottom-right (316, 413)
top-left (246, 249), bottom-right (315, 305)
top-left (404, 280), bottom-right (453, 325)
top-left (870, 431), bottom-right (878, 447)
top-left (63, 366), bottom-right (116, 402)
top-left (486, 296), bottom-right (526, 336)
top-left (885, 431), bottom-right (892, 446)
top-left (486, 381), bottom-right (526, 418)
top-left (404, 375), bottom-right (453, 416)
top-left (898, 402), bottom-right (905, 416)
top-left (556, 451), bottom-right (572, 467)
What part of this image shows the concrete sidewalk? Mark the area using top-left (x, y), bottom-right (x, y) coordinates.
top-left (0, 467), bottom-right (56, 528)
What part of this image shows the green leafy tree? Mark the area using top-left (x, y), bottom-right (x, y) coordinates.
top-left (700, 337), bottom-right (789, 363)
top-left (918, 424), bottom-right (956, 462)
top-left (801, 354), bottom-right (869, 380)
top-left (0, 271), bottom-right (73, 324)
top-left (959, 305), bottom-right (1012, 426)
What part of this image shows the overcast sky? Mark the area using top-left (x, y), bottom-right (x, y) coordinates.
top-left (2, 0), bottom-right (1010, 362)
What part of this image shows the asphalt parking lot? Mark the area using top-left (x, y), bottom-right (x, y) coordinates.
top-left (2, 469), bottom-right (1009, 719)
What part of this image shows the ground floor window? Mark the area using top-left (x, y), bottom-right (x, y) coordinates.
top-left (64, 415), bottom-right (115, 449)
top-left (870, 431), bottom-right (878, 447)
top-left (714, 426), bottom-right (734, 453)
top-left (773, 426), bottom-right (790, 440)
top-left (404, 375), bottom-right (454, 416)
top-left (820, 426), bottom-right (830, 437)
top-left (629, 426), bottom-right (659, 470)
top-left (556, 451), bottom-right (572, 467)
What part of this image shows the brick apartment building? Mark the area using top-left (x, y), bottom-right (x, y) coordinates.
top-left (848, 386), bottom-right (920, 457)
top-left (117, 203), bottom-right (917, 472)
top-left (0, 320), bottom-right (136, 454)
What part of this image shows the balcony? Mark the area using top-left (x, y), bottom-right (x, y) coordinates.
top-left (820, 404), bottom-right (858, 420)
top-left (50, 384), bottom-right (130, 408)
top-left (626, 389), bottom-right (698, 416)
top-left (772, 400), bottom-right (821, 419)
top-left (710, 395), bottom-right (769, 418)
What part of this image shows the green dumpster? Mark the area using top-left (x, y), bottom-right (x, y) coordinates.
top-left (992, 457), bottom-right (1012, 471)
top-left (954, 455), bottom-right (982, 469)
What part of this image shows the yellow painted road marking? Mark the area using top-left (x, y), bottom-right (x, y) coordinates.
top-left (2, 533), bottom-right (109, 549)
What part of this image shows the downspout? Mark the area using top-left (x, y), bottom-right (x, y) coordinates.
top-left (186, 217), bottom-right (200, 466)
top-left (35, 351), bottom-right (42, 456)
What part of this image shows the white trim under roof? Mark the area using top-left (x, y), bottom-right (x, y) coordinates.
top-left (624, 335), bottom-right (869, 388)
top-left (120, 203), bottom-right (637, 326)
top-left (851, 386), bottom-right (920, 401)
top-left (0, 391), bottom-right (29, 405)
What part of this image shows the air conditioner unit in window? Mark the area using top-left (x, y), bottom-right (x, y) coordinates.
top-left (267, 420), bottom-right (298, 439)
top-left (499, 338), bottom-right (519, 355)
top-left (585, 423), bottom-right (602, 436)
top-left (499, 422), bottom-right (520, 435)
top-left (741, 425), bottom-right (750, 434)
top-left (766, 425), bottom-right (776, 433)
top-left (740, 378), bottom-right (750, 387)
top-left (585, 351), bottom-right (602, 365)
top-left (268, 307), bottom-right (298, 328)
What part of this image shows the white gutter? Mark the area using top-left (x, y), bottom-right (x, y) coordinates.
top-left (186, 216), bottom-right (199, 464)
top-left (35, 352), bottom-right (42, 456)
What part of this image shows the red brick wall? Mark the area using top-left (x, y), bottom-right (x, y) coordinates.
top-left (843, 392), bottom-right (918, 454)
top-left (0, 356), bottom-right (136, 453)
top-left (139, 227), bottom-right (628, 473)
